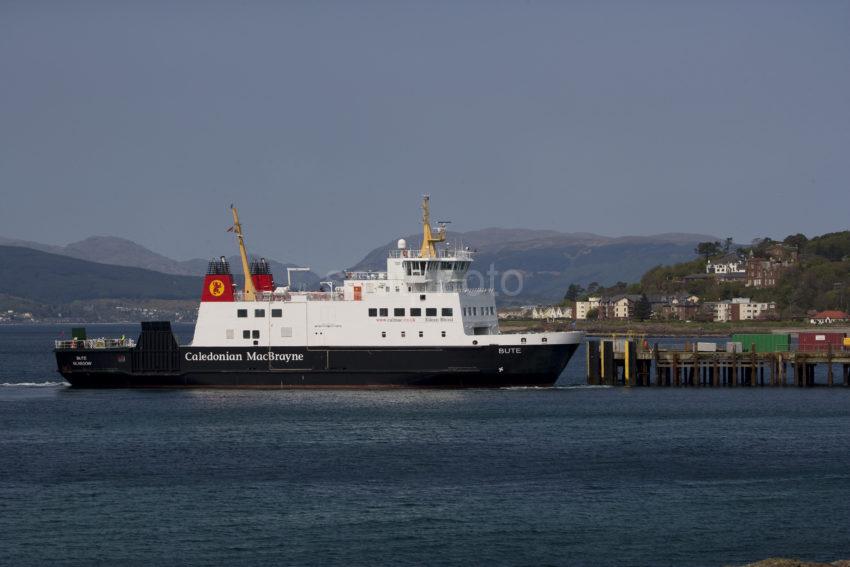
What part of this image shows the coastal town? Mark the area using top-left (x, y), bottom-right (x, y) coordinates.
top-left (504, 239), bottom-right (849, 327)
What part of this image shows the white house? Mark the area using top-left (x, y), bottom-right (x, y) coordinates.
top-left (711, 298), bottom-right (776, 322)
top-left (706, 255), bottom-right (746, 275)
top-left (532, 305), bottom-right (573, 320)
top-left (575, 297), bottom-right (601, 320)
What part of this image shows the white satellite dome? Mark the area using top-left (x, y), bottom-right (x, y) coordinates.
top-left (397, 238), bottom-right (407, 250)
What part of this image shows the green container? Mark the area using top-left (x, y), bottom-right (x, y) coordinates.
top-left (731, 333), bottom-right (790, 353)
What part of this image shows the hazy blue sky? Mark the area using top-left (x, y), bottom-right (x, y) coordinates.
top-left (1, 0), bottom-right (848, 273)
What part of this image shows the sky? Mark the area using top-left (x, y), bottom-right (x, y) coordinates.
top-left (1, 0), bottom-right (848, 274)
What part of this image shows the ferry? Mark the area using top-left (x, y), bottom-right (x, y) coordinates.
top-left (55, 197), bottom-right (583, 388)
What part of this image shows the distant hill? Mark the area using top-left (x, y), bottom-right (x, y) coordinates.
top-left (0, 228), bottom-right (714, 313)
top-left (0, 245), bottom-right (201, 303)
top-left (0, 235), bottom-right (321, 287)
top-left (352, 229), bottom-right (714, 304)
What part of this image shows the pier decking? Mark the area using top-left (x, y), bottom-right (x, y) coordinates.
top-left (586, 339), bottom-right (850, 387)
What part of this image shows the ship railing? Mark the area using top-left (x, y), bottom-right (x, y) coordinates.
top-left (343, 271), bottom-right (388, 281)
top-left (462, 288), bottom-right (495, 295)
top-left (235, 291), bottom-right (345, 302)
top-left (55, 338), bottom-right (136, 349)
top-left (388, 249), bottom-right (474, 260)
top-left (303, 291), bottom-right (345, 301)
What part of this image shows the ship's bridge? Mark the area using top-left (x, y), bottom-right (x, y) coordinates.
top-left (383, 246), bottom-right (472, 290)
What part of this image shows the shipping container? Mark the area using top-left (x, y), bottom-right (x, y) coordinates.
top-left (844, 337), bottom-right (850, 348)
top-left (725, 341), bottom-right (743, 353)
top-left (731, 333), bottom-right (790, 353)
top-left (696, 342), bottom-right (717, 352)
top-left (797, 332), bottom-right (846, 352)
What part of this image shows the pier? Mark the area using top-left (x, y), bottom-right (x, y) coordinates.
top-left (586, 339), bottom-right (850, 387)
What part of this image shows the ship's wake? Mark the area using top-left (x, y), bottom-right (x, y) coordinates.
top-left (0, 381), bottom-right (70, 388)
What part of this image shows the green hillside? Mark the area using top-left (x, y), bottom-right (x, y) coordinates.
top-left (629, 232), bottom-right (850, 316)
top-left (0, 245), bottom-right (201, 303)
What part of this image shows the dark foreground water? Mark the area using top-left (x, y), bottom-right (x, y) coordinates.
top-left (2, 325), bottom-right (849, 566)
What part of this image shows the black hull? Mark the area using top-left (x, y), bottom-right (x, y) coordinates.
top-left (56, 344), bottom-right (579, 389)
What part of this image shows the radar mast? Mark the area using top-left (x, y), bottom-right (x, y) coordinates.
top-left (419, 195), bottom-right (446, 258)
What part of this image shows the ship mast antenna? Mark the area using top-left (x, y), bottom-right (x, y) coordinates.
top-left (230, 205), bottom-right (257, 301)
top-left (419, 194), bottom-right (446, 258)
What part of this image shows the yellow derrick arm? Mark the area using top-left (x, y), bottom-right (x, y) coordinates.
top-left (419, 195), bottom-right (445, 258)
top-left (230, 206), bottom-right (257, 301)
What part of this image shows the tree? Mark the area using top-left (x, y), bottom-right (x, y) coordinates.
top-left (563, 283), bottom-right (584, 302)
top-left (723, 237), bottom-right (734, 253)
top-left (634, 294), bottom-right (652, 321)
top-left (586, 308), bottom-right (599, 320)
top-left (587, 281), bottom-right (600, 295)
top-left (750, 237), bottom-right (775, 258)
top-left (784, 233), bottom-right (808, 252)
top-left (695, 241), bottom-right (721, 259)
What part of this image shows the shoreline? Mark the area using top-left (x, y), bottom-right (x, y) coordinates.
top-left (500, 319), bottom-right (850, 337)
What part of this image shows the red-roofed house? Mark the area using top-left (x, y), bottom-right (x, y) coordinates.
top-left (809, 310), bottom-right (850, 325)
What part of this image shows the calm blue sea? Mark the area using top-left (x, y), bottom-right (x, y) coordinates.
top-left (1, 324), bottom-right (849, 566)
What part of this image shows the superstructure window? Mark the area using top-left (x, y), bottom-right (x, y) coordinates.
top-left (394, 308), bottom-right (405, 317)
top-left (368, 308), bottom-right (378, 317)
top-left (441, 308), bottom-right (453, 317)
top-left (237, 309), bottom-right (248, 318)
top-left (379, 308), bottom-right (388, 317)
top-left (381, 331), bottom-right (386, 338)
top-left (401, 331), bottom-right (406, 338)
top-left (426, 308), bottom-right (437, 317)
top-left (271, 309), bottom-right (282, 318)
top-left (254, 309), bottom-right (265, 318)
top-left (252, 330), bottom-right (260, 339)
top-left (441, 331), bottom-right (446, 337)
top-left (410, 308), bottom-right (421, 317)
top-left (243, 330), bottom-right (250, 339)
top-left (418, 331), bottom-right (423, 338)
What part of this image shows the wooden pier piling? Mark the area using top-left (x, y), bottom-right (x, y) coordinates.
top-left (585, 339), bottom-right (850, 388)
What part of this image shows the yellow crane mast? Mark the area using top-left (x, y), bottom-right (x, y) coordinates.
top-left (230, 205), bottom-right (257, 301)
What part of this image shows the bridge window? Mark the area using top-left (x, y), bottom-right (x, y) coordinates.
top-left (368, 308), bottom-right (378, 317)
top-left (237, 309), bottom-right (248, 318)
top-left (379, 308), bottom-right (388, 317)
top-left (394, 308), bottom-right (405, 317)
top-left (254, 309), bottom-right (265, 318)
top-left (243, 330), bottom-right (250, 339)
top-left (441, 308), bottom-right (453, 317)
top-left (410, 308), bottom-right (421, 317)
top-left (426, 308), bottom-right (437, 317)
top-left (271, 309), bottom-right (282, 318)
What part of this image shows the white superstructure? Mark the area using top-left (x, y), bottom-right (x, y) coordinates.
top-left (191, 197), bottom-right (578, 350)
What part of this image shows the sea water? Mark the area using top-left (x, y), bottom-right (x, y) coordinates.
top-left (1, 325), bottom-right (849, 566)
